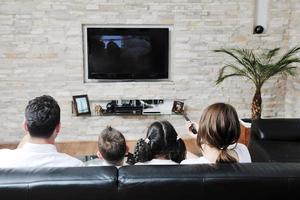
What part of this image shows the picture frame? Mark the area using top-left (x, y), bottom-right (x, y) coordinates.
top-left (72, 95), bottom-right (91, 116)
top-left (171, 100), bottom-right (184, 114)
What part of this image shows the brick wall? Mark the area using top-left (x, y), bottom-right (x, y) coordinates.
top-left (285, 0), bottom-right (300, 117)
top-left (0, 0), bottom-right (299, 142)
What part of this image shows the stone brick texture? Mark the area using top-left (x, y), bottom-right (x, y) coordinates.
top-left (0, 0), bottom-right (299, 142)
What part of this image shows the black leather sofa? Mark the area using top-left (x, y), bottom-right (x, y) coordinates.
top-left (1, 163), bottom-right (300, 200)
top-left (0, 166), bottom-right (117, 200)
top-left (249, 118), bottom-right (300, 162)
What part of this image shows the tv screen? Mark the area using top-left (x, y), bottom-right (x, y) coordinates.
top-left (85, 27), bottom-right (169, 81)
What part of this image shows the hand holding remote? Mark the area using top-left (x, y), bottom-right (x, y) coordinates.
top-left (183, 114), bottom-right (198, 135)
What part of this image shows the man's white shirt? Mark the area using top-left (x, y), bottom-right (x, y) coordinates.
top-left (0, 142), bottom-right (83, 168)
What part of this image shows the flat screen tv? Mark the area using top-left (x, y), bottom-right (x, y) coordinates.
top-left (83, 26), bottom-right (170, 81)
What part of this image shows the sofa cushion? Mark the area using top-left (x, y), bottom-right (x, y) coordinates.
top-left (118, 164), bottom-right (300, 200)
top-left (0, 166), bottom-right (118, 200)
top-left (252, 118), bottom-right (300, 141)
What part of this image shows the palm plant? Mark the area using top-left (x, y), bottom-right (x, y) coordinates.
top-left (214, 46), bottom-right (300, 120)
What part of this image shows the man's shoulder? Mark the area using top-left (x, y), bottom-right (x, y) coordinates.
top-left (0, 148), bottom-right (17, 155)
top-left (0, 147), bottom-right (83, 168)
top-left (0, 148), bottom-right (25, 168)
top-left (55, 152), bottom-right (84, 166)
top-left (0, 148), bottom-right (13, 152)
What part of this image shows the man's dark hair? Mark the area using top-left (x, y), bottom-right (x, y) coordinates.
top-left (25, 95), bottom-right (60, 138)
top-left (98, 126), bottom-right (126, 165)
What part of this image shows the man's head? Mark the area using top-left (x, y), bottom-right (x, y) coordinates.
top-left (98, 126), bottom-right (127, 166)
top-left (24, 95), bottom-right (60, 139)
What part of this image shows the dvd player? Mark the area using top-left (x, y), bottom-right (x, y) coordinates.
top-left (113, 105), bottom-right (143, 115)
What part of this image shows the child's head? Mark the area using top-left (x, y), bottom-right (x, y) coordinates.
top-left (97, 126), bottom-right (127, 166)
top-left (134, 120), bottom-right (186, 163)
top-left (197, 103), bottom-right (240, 163)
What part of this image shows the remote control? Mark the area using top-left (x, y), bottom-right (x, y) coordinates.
top-left (183, 114), bottom-right (198, 134)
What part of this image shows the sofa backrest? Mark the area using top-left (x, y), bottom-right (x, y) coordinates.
top-left (251, 118), bottom-right (300, 141)
top-left (118, 163), bottom-right (300, 200)
top-left (1, 164), bottom-right (300, 200)
top-left (0, 166), bottom-right (118, 200)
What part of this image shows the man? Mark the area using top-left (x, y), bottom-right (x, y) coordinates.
top-left (0, 95), bottom-right (83, 168)
top-left (86, 126), bottom-right (128, 167)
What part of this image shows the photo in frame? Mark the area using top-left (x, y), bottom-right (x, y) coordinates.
top-left (171, 100), bottom-right (184, 114)
top-left (72, 95), bottom-right (91, 116)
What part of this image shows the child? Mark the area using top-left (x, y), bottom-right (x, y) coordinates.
top-left (134, 120), bottom-right (186, 165)
top-left (86, 126), bottom-right (128, 167)
top-left (182, 103), bottom-right (251, 164)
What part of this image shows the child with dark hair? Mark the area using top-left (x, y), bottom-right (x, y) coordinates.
top-left (133, 120), bottom-right (186, 165)
top-left (182, 103), bottom-right (251, 164)
top-left (86, 126), bottom-right (128, 167)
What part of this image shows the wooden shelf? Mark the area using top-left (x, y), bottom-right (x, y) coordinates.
top-left (72, 99), bottom-right (185, 117)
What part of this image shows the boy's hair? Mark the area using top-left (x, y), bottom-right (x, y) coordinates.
top-left (98, 126), bottom-right (126, 165)
top-left (25, 95), bottom-right (60, 139)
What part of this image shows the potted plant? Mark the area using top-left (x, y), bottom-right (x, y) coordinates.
top-left (214, 46), bottom-right (300, 120)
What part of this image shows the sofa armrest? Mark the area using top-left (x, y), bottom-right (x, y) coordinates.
top-left (251, 118), bottom-right (300, 141)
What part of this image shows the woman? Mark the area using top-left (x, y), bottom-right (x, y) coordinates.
top-left (181, 103), bottom-right (251, 164)
top-left (134, 120), bottom-right (186, 165)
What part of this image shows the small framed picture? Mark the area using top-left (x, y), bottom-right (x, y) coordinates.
top-left (72, 95), bottom-right (91, 116)
top-left (172, 100), bottom-right (184, 114)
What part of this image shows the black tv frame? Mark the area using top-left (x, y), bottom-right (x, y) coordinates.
top-left (82, 25), bottom-right (172, 83)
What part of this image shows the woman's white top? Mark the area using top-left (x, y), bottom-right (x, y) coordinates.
top-left (181, 143), bottom-right (251, 164)
top-left (135, 159), bottom-right (179, 165)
